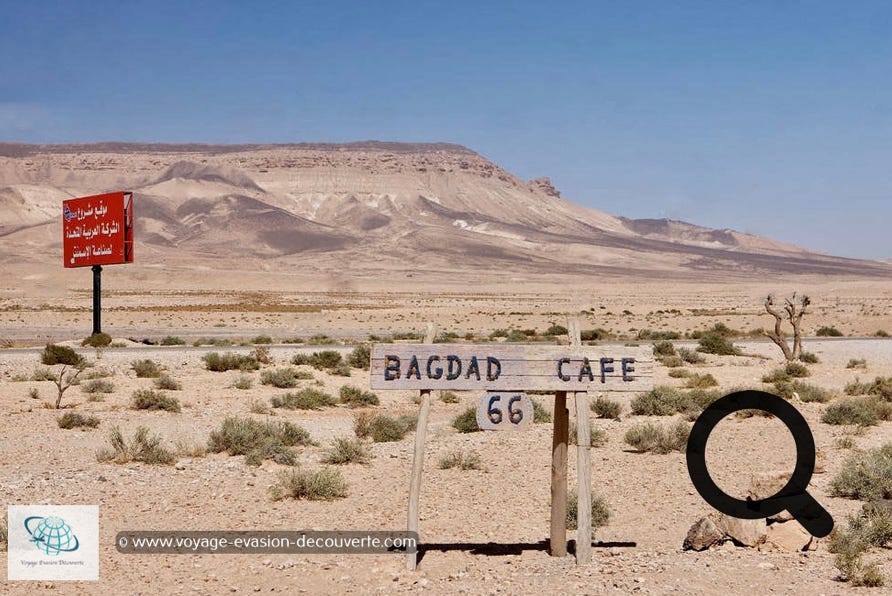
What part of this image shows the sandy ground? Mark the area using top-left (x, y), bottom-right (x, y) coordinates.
top-left (1, 285), bottom-right (891, 594)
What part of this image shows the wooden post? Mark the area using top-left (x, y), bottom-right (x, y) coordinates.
top-left (406, 323), bottom-right (437, 571)
top-left (568, 318), bottom-right (592, 564)
top-left (549, 390), bottom-right (569, 557)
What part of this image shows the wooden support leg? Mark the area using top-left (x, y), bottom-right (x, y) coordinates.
top-left (549, 390), bottom-right (569, 557)
top-left (406, 388), bottom-right (431, 571)
top-left (575, 391), bottom-right (592, 564)
top-left (406, 323), bottom-right (437, 571)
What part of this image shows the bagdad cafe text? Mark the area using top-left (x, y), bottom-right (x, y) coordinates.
top-left (370, 344), bottom-right (653, 391)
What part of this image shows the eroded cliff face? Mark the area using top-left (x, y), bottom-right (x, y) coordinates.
top-left (0, 142), bottom-right (887, 280)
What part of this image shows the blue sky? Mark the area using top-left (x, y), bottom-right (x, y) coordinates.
top-left (1, 1), bottom-right (890, 259)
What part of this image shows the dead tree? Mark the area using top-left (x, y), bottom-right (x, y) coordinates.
top-left (53, 364), bottom-right (85, 409)
top-left (763, 293), bottom-right (810, 361)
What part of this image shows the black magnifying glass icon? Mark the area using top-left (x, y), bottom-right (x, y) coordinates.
top-left (686, 390), bottom-right (834, 538)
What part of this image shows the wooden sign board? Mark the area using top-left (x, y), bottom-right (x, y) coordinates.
top-left (370, 344), bottom-right (652, 392)
top-left (476, 392), bottom-right (533, 430)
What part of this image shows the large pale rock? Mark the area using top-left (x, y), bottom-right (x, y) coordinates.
top-left (683, 516), bottom-right (724, 551)
top-left (715, 514), bottom-right (767, 547)
top-left (749, 471), bottom-right (794, 522)
top-left (766, 521), bottom-right (811, 552)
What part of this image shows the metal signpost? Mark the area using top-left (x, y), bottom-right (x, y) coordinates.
top-left (62, 191), bottom-right (134, 335)
top-left (370, 320), bottom-right (654, 569)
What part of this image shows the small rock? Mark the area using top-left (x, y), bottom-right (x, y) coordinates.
top-left (766, 521), bottom-right (811, 552)
top-left (757, 562), bottom-right (777, 570)
top-left (609, 547), bottom-right (621, 556)
top-left (683, 517), bottom-right (724, 551)
top-left (715, 514), bottom-right (767, 547)
top-left (175, 462), bottom-right (187, 471)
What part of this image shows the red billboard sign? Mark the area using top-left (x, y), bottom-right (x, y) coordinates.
top-left (63, 191), bottom-right (134, 268)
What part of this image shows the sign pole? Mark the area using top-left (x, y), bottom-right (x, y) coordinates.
top-left (91, 265), bottom-right (102, 335)
top-left (568, 318), bottom-right (592, 564)
top-left (406, 323), bottom-right (437, 571)
top-left (549, 390), bottom-right (569, 557)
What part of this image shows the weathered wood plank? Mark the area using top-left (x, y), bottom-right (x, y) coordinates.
top-left (575, 391), bottom-right (592, 564)
top-left (370, 344), bottom-right (653, 391)
top-left (406, 323), bottom-right (436, 571)
top-left (475, 392), bottom-right (533, 431)
top-left (549, 391), bottom-right (569, 557)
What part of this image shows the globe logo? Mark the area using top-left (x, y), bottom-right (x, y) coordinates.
top-left (24, 516), bottom-right (80, 555)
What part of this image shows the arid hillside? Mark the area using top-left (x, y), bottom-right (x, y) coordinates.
top-left (0, 142), bottom-right (889, 284)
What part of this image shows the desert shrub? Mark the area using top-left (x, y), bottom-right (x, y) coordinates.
top-left (347, 344), bottom-right (371, 370)
top-left (249, 346), bottom-right (273, 365)
top-left (339, 385), bottom-right (379, 407)
top-left (208, 417), bottom-right (311, 465)
top-left (291, 350), bottom-right (343, 370)
top-left (153, 375), bottom-right (182, 391)
top-left (822, 398), bottom-right (879, 426)
top-left (28, 387), bottom-right (39, 399)
top-left (580, 328), bottom-right (610, 341)
top-left (439, 391), bottom-right (460, 404)
top-left (799, 351), bottom-right (819, 364)
top-left (762, 368), bottom-right (791, 383)
top-left (353, 412), bottom-right (411, 442)
top-left (203, 352), bottom-right (259, 372)
top-left (669, 369), bottom-right (691, 380)
top-left (96, 426), bottom-right (175, 465)
top-left (784, 362), bottom-right (810, 378)
top-left (817, 326), bottom-right (843, 337)
top-left (270, 467), bottom-right (348, 501)
top-left (773, 381), bottom-right (833, 403)
top-left (131, 389), bottom-right (181, 413)
top-left (876, 330), bottom-right (890, 338)
top-left (566, 491), bottom-right (611, 533)
top-left (251, 335), bottom-right (273, 345)
top-left (697, 333), bottom-right (740, 356)
top-left (829, 444), bottom-right (892, 501)
top-left (272, 388), bottom-right (336, 410)
top-left (82, 379), bottom-right (114, 394)
top-left (569, 423), bottom-right (608, 447)
top-left (591, 396), bottom-right (621, 419)
top-left (677, 348), bottom-right (705, 364)
top-left (532, 398), bottom-right (552, 423)
top-left (41, 344), bottom-right (85, 366)
top-left (249, 400), bottom-right (271, 415)
top-left (505, 329), bottom-right (529, 342)
top-left (31, 367), bottom-right (56, 381)
top-left (845, 376), bottom-right (892, 400)
top-left (659, 355), bottom-right (684, 368)
top-left (652, 341), bottom-right (676, 357)
top-left (631, 386), bottom-right (684, 416)
top-left (542, 324), bottom-right (566, 336)
top-left (82, 333), bottom-right (112, 347)
top-left (131, 359), bottom-right (163, 378)
top-left (321, 437), bottom-right (372, 465)
top-left (260, 368), bottom-right (300, 389)
top-left (160, 336), bottom-right (186, 346)
top-left (846, 359), bottom-right (868, 370)
top-left (686, 388), bottom-right (722, 411)
top-left (57, 412), bottom-right (99, 429)
top-left (234, 375), bottom-right (253, 390)
top-left (829, 500), bottom-right (892, 586)
top-left (452, 407), bottom-right (480, 433)
top-left (684, 373), bottom-right (718, 389)
top-left (624, 420), bottom-right (690, 454)
top-left (0, 522), bottom-right (6, 551)
top-left (438, 449), bottom-right (484, 471)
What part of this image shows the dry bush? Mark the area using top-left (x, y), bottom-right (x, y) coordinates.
top-left (592, 396), bottom-right (621, 419)
top-left (153, 375), bottom-right (182, 391)
top-left (203, 352), bottom-right (259, 372)
top-left (96, 426), bottom-right (175, 465)
top-left (339, 385), bottom-right (379, 407)
top-left (624, 420), bottom-right (690, 454)
top-left (271, 388), bottom-right (336, 410)
top-left (566, 491), bottom-right (610, 534)
top-left (260, 368), bottom-right (300, 388)
top-left (270, 467), bottom-right (348, 501)
top-left (131, 359), bottom-right (163, 378)
top-left (353, 412), bottom-right (412, 442)
top-left (321, 437), bottom-right (372, 465)
top-left (829, 444), bottom-right (892, 501)
top-left (438, 449), bottom-right (484, 471)
top-left (131, 389), bottom-right (181, 413)
top-left (57, 412), bottom-right (99, 430)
